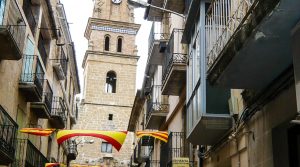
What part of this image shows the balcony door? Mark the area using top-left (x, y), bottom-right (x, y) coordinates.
top-left (21, 37), bottom-right (35, 82)
top-left (0, 0), bottom-right (5, 24)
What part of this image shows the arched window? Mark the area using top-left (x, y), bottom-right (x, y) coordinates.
top-left (105, 71), bottom-right (116, 93)
top-left (117, 37), bottom-right (122, 52)
top-left (104, 35), bottom-right (110, 51)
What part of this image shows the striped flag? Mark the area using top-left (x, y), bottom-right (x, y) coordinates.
top-left (45, 163), bottom-right (60, 167)
top-left (20, 128), bottom-right (55, 136)
top-left (56, 130), bottom-right (128, 151)
top-left (136, 131), bottom-right (168, 142)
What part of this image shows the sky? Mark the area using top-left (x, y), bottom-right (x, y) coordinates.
top-left (60, 0), bottom-right (152, 92)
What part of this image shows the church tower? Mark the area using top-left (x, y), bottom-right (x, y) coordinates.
top-left (73, 0), bottom-right (140, 166)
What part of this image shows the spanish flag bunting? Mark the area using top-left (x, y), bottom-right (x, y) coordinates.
top-left (136, 131), bottom-right (168, 143)
top-left (20, 128), bottom-right (55, 136)
top-left (45, 163), bottom-right (60, 167)
top-left (57, 130), bottom-right (128, 151)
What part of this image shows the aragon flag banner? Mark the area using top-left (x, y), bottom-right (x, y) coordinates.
top-left (136, 131), bottom-right (168, 143)
top-left (56, 130), bottom-right (128, 151)
top-left (20, 128), bottom-right (56, 136)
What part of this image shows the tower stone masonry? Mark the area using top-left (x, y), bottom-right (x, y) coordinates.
top-left (72, 0), bottom-right (140, 166)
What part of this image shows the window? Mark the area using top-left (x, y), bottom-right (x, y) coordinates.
top-left (108, 114), bottom-right (113, 120)
top-left (105, 71), bottom-right (117, 93)
top-left (101, 142), bottom-right (112, 153)
top-left (104, 35), bottom-right (110, 51)
top-left (117, 37), bottom-right (122, 52)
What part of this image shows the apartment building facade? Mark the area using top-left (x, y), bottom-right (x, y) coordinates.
top-left (0, 0), bottom-right (80, 166)
top-left (128, 1), bottom-right (199, 166)
top-left (130, 0), bottom-right (300, 166)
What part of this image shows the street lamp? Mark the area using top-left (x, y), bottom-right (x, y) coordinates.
top-left (128, 0), bottom-right (185, 18)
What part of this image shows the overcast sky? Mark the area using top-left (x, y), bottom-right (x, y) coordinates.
top-left (60, 0), bottom-right (152, 91)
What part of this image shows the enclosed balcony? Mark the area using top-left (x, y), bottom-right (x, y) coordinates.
top-left (0, 0), bottom-right (26, 60)
top-left (52, 49), bottom-right (68, 80)
top-left (49, 97), bottom-right (66, 129)
top-left (162, 29), bottom-right (187, 95)
top-left (144, 0), bottom-right (164, 21)
top-left (0, 105), bottom-right (18, 165)
top-left (206, 0), bottom-right (299, 89)
top-left (187, 83), bottom-right (232, 145)
top-left (64, 140), bottom-right (78, 161)
top-left (30, 79), bottom-right (53, 119)
top-left (19, 55), bottom-right (45, 102)
top-left (148, 23), bottom-right (169, 65)
top-left (13, 139), bottom-right (48, 167)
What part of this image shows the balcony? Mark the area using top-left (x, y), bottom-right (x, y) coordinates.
top-left (134, 137), bottom-right (153, 164)
top-left (13, 139), bottom-right (48, 167)
top-left (0, 105), bottom-right (18, 165)
top-left (64, 140), bottom-right (78, 161)
top-left (144, 0), bottom-right (163, 21)
top-left (30, 79), bottom-right (53, 119)
top-left (19, 55), bottom-right (45, 102)
top-left (160, 132), bottom-right (190, 167)
top-left (22, 0), bottom-right (37, 36)
top-left (146, 102), bottom-right (169, 130)
top-left (148, 23), bottom-right (169, 65)
top-left (0, 0), bottom-right (26, 60)
top-left (52, 49), bottom-right (68, 80)
top-left (187, 83), bottom-right (232, 145)
top-left (164, 0), bottom-right (185, 14)
top-left (206, 0), bottom-right (299, 89)
top-left (162, 29), bottom-right (187, 95)
top-left (49, 97), bottom-right (66, 129)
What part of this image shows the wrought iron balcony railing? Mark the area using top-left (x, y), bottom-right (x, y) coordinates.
top-left (146, 101), bottom-right (169, 123)
top-left (50, 96), bottom-right (67, 128)
top-left (42, 79), bottom-right (53, 115)
top-left (0, 0), bottom-right (26, 60)
top-left (148, 23), bottom-right (170, 53)
top-left (52, 49), bottom-right (68, 80)
top-left (13, 139), bottom-right (48, 167)
top-left (160, 132), bottom-right (189, 167)
top-left (162, 53), bottom-right (187, 85)
top-left (0, 105), bottom-right (18, 165)
top-left (22, 0), bottom-right (37, 35)
top-left (19, 55), bottom-right (45, 101)
top-left (205, 0), bottom-right (256, 69)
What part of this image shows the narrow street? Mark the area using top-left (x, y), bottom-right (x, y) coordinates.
top-left (0, 0), bottom-right (299, 167)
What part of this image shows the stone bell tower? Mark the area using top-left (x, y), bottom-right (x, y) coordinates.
top-left (72, 0), bottom-right (140, 166)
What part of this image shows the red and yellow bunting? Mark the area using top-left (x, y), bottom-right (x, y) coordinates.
top-left (57, 130), bottom-right (128, 151)
top-left (20, 128), bottom-right (55, 136)
top-left (45, 163), bottom-right (60, 167)
top-left (136, 131), bottom-right (168, 143)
